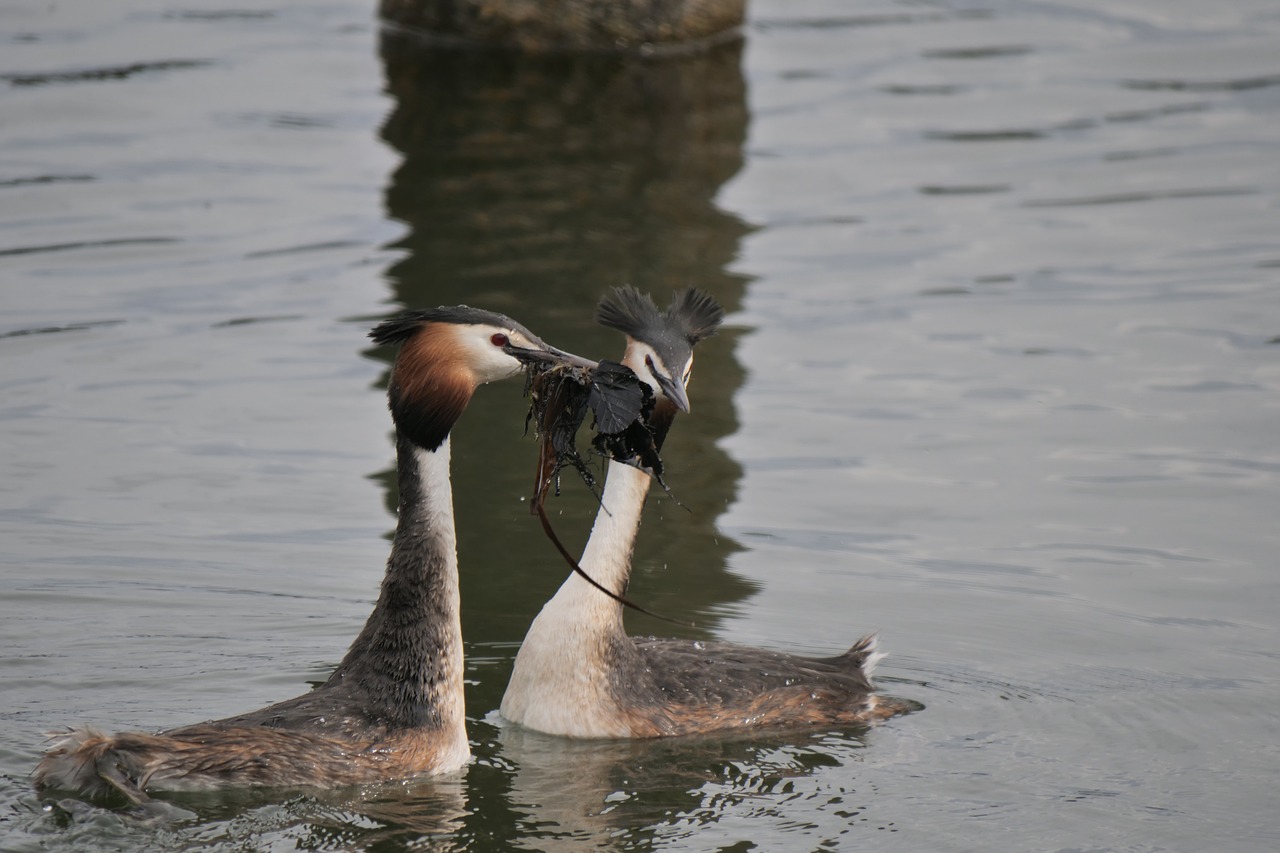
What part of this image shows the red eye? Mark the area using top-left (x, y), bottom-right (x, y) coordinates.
top-left (491, 333), bottom-right (510, 347)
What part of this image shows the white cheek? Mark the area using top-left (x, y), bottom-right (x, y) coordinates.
top-left (476, 347), bottom-right (523, 383)
top-left (620, 341), bottom-right (653, 374)
top-left (459, 333), bottom-right (523, 383)
top-left (622, 342), bottom-right (663, 395)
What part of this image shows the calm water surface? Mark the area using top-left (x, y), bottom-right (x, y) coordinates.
top-left (2, 1), bottom-right (1278, 850)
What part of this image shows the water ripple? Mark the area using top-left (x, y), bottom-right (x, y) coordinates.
top-left (0, 174), bottom-right (94, 188)
top-left (0, 319), bottom-right (124, 339)
top-left (918, 184), bottom-right (1011, 196)
top-left (923, 46), bottom-right (1033, 60)
top-left (880, 84), bottom-right (966, 96)
top-left (1023, 187), bottom-right (1257, 208)
top-left (162, 10), bottom-right (275, 21)
top-left (754, 10), bottom-right (992, 32)
top-left (3, 60), bottom-right (213, 87)
top-left (244, 240), bottom-right (368, 259)
top-left (1123, 73), bottom-right (1280, 92)
top-left (0, 237), bottom-right (179, 258)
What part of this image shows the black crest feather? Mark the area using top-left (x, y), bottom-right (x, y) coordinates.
top-left (595, 286), bottom-right (724, 359)
top-left (667, 288), bottom-right (724, 345)
top-left (595, 287), bottom-right (663, 343)
top-left (369, 306), bottom-right (533, 346)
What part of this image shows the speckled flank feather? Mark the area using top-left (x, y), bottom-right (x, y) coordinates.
top-left (36, 724), bottom-right (465, 804)
top-left (604, 634), bottom-right (901, 737)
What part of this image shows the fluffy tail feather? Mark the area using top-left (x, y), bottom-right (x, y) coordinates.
top-left (34, 727), bottom-right (151, 805)
top-left (839, 633), bottom-right (886, 681)
top-left (838, 634), bottom-right (921, 720)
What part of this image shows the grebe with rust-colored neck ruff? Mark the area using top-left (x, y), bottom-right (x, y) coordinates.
top-left (35, 307), bottom-right (590, 804)
top-left (501, 287), bottom-right (913, 737)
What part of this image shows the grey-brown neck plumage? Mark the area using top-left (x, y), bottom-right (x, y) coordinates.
top-left (323, 432), bottom-right (462, 732)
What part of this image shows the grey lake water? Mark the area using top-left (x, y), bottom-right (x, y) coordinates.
top-left (2, 1), bottom-right (1278, 850)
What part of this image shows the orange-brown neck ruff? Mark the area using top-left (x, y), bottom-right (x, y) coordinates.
top-left (388, 324), bottom-right (474, 452)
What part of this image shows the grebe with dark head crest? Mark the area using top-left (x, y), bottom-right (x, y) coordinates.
top-left (35, 307), bottom-right (592, 804)
top-left (502, 287), bottom-right (913, 737)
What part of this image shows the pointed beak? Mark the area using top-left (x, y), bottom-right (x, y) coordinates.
top-left (506, 338), bottom-right (599, 370)
top-left (654, 371), bottom-right (691, 414)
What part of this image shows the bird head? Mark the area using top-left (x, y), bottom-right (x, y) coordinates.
top-left (370, 306), bottom-right (592, 450)
top-left (595, 286), bottom-right (724, 415)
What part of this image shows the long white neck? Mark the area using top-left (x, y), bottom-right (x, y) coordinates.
top-left (558, 459), bottom-right (652, 618)
top-left (500, 459), bottom-right (653, 735)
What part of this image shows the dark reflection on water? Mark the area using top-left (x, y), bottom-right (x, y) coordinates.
top-left (379, 30), bottom-right (753, 312)
top-left (376, 30), bottom-right (753, 647)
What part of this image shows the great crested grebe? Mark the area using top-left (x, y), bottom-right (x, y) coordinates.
top-left (35, 307), bottom-right (591, 803)
top-left (501, 287), bottom-right (912, 737)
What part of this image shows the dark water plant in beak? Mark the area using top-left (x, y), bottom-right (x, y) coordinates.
top-left (523, 359), bottom-right (690, 626)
